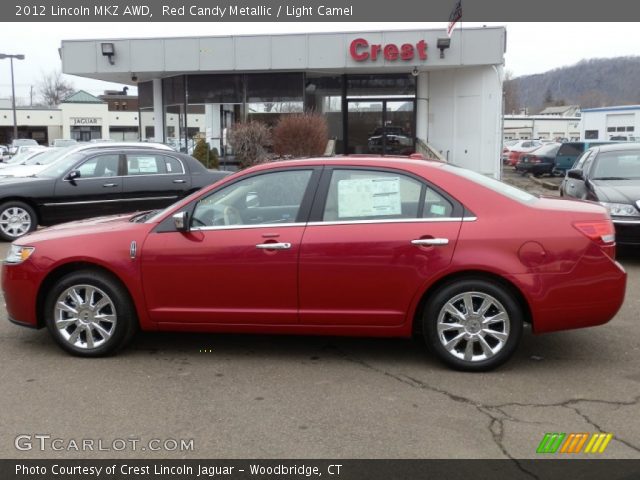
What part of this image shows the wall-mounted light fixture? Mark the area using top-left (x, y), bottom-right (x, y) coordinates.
top-left (411, 67), bottom-right (419, 77)
top-left (437, 38), bottom-right (451, 59)
top-left (101, 42), bottom-right (115, 65)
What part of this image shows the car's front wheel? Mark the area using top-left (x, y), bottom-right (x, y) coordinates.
top-left (44, 270), bottom-right (138, 356)
top-left (0, 201), bottom-right (37, 241)
top-left (423, 279), bottom-right (523, 371)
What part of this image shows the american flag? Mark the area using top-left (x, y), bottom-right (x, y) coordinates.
top-left (447, 0), bottom-right (462, 37)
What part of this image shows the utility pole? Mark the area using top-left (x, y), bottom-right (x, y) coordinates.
top-left (0, 53), bottom-right (26, 142)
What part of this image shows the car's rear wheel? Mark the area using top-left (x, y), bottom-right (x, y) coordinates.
top-left (0, 201), bottom-right (37, 241)
top-left (423, 279), bottom-right (523, 371)
top-left (44, 270), bottom-right (138, 357)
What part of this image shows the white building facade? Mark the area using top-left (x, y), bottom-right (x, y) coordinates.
top-left (60, 27), bottom-right (507, 176)
top-left (580, 105), bottom-right (640, 141)
top-left (503, 115), bottom-right (581, 141)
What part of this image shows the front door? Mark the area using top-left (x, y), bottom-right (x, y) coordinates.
top-left (140, 168), bottom-right (319, 325)
top-left (48, 153), bottom-right (124, 223)
top-left (347, 99), bottom-right (415, 155)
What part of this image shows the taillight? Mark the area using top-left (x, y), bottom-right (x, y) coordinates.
top-left (530, 156), bottom-right (541, 163)
top-left (573, 221), bottom-right (616, 258)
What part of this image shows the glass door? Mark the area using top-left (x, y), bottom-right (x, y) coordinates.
top-left (346, 99), bottom-right (415, 155)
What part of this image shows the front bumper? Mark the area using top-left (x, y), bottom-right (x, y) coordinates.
top-left (2, 260), bottom-right (44, 329)
top-left (612, 219), bottom-right (640, 246)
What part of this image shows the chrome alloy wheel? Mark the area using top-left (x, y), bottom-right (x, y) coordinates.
top-left (436, 292), bottom-right (510, 362)
top-left (54, 284), bottom-right (117, 350)
top-left (0, 207), bottom-right (32, 238)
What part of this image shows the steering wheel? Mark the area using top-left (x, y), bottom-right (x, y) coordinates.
top-left (223, 205), bottom-right (242, 225)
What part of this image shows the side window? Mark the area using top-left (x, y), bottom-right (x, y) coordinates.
top-left (163, 156), bottom-right (184, 174)
top-left (192, 170), bottom-right (313, 227)
top-left (76, 154), bottom-right (120, 178)
top-left (323, 169), bottom-right (422, 221)
top-left (126, 154), bottom-right (163, 175)
top-left (423, 188), bottom-right (454, 218)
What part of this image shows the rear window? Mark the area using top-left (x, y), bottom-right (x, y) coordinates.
top-left (443, 165), bottom-right (536, 204)
top-left (535, 144), bottom-right (561, 156)
top-left (557, 143), bottom-right (584, 156)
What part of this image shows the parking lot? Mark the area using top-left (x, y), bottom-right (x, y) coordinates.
top-left (0, 172), bottom-right (639, 461)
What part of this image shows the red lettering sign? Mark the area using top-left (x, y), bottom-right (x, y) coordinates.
top-left (349, 38), bottom-right (428, 62)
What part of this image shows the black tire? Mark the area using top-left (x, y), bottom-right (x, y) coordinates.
top-left (0, 201), bottom-right (37, 241)
top-left (44, 270), bottom-right (138, 357)
top-left (423, 278), bottom-right (523, 372)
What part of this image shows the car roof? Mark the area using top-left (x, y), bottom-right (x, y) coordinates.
top-left (590, 142), bottom-right (640, 153)
top-left (245, 156), bottom-right (448, 174)
top-left (64, 142), bottom-right (173, 155)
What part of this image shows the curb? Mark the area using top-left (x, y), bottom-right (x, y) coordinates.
top-left (528, 175), bottom-right (561, 191)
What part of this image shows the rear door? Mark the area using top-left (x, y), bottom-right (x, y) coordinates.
top-left (120, 151), bottom-right (191, 213)
top-left (298, 167), bottom-right (463, 327)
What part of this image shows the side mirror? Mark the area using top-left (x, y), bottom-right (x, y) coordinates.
top-left (567, 169), bottom-right (584, 180)
top-left (173, 211), bottom-right (190, 232)
top-left (65, 170), bottom-right (81, 181)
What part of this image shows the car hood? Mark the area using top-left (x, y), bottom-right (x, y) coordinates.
top-left (0, 164), bottom-right (47, 177)
top-left (591, 180), bottom-right (640, 203)
top-left (18, 213), bottom-right (151, 244)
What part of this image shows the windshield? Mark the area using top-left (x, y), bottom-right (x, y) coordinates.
top-left (5, 150), bottom-right (44, 165)
top-left (36, 152), bottom-right (87, 178)
top-left (23, 148), bottom-right (67, 166)
top-left (443, 164), bottom-right (536, 204)
top-left (592, 150), bottom-right (640, 180)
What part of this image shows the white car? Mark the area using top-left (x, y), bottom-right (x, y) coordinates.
top-left (0, 147), bottom-right (49, 170)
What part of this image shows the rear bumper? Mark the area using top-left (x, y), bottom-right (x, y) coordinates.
top-left (514, 245), bottom-right (626, 334)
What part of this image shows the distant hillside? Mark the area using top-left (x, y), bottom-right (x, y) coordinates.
top-left (505, 56), bottom-right (640, 114)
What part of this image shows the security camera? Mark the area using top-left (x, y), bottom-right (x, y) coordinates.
top-left (411, 67), bottom-right (419, 77)
top-left (131, 74), bottom-right (138, 82)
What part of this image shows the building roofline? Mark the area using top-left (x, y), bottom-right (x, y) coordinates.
top-left (61, 26), bottom-right (506, 44)
top-left (581, 105), bottom-right (640, 113)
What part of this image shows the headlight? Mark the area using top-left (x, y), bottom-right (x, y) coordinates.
top-left (4, 245), bottom-right (35, 264)
top-left (599, 202), bottom-right (640, 217)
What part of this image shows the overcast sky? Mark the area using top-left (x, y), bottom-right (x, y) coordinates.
top-left (2, 22), bottom-right (640, 103)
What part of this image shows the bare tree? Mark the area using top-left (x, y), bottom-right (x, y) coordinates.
top-left (37, 70), bottom-right (75, 106)
top-left (503, 70), bottom-right (520, 115)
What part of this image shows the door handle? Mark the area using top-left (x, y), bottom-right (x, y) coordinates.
top-left (411, 238), bottom-right (449, 246)
top-left (256, 242), bottom-right (291, 250)
top-left (173, 179), bottom-right (186, 184)
top-left (103, 183), bottom-right (118, 187)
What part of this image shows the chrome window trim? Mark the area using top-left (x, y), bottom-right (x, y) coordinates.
top-left (63, 154), bottom-right (186, 182)
top-left (191, 222), bottom-right (305, 232)
top-left (307, 217), bottom-right (475, 227)
top-left (42, 195), bottom-right (178, 207)
top-left (188, 217), bottom-right (476, 231)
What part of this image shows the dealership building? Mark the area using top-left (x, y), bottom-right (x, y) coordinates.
top-left (58, 27), bottom-right (507, 176)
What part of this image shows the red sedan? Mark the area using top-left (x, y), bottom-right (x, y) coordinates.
top-left (2, 157), bottom-right (627, 371)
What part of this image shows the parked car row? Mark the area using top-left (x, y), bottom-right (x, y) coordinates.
top-left (506, 140), bottom-right (622, 177)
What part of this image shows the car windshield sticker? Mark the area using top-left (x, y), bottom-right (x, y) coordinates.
top-left (338, 177), bottom-right (402, 218)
